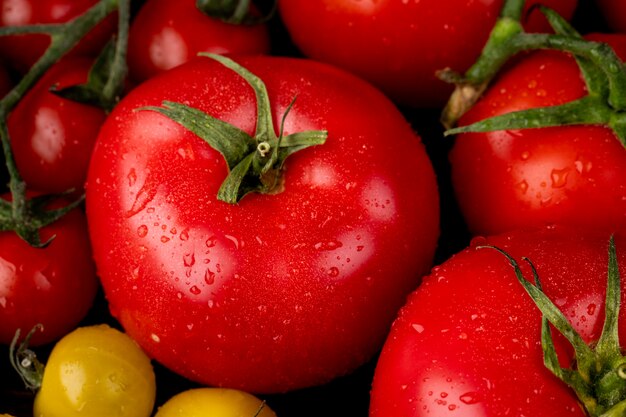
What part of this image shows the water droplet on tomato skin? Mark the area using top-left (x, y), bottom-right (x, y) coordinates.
top-left (190, 285), bottom-right (201, 295)
top-left (587, 303), bottom-right (596, 315)
top-left (459, 392), bottom-right (480, 405)
top-left (550, 168), bottom-right (570, 188)
top-left (183, 252), bottom-right (195, 267)
top-left (205, 269), bottom-right (215, 285)
top-left (137, 225), bottom-right (148, 237)
top-left (327, 267), bottom-right (340, 277)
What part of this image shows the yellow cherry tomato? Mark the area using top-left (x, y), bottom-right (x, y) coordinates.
top-left (154, 388), bottom-right (277, 417)
top-left (33, 324), bottom-right (156, 417)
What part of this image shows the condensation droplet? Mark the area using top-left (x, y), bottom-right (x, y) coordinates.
top-left (550, 168), bottom-right (569, 188)
top-left (587, 303), bottom-right (596, 315)
top-left (314, 240), bottom-right (343, 251)
top-left (127, 168), bottom-right (137, 187)
top-left (190, 285), bottom-right (201, 295)
top-left (520, 151), bottom-right (530, 160)
top-left (328, 267), bottom-right (340, 277)
top-left (137, 225), bottom-right (148, 238)
top-left (183, 252), bottom-right (195, 267)
top-left (412, 323), bottom-right (425, 333)
top-left (206, 236), bottom-right (217, 248)
top-left (459, 392), bottom-right (480, 405)
top-left (205, 269), bottom-right (215, 285)
top-left (161, 236), bottom-right (170, 243)
top-left (180, 229), bottom-right (190, 241)
top-left (516, 180), bottom-right (529, 194)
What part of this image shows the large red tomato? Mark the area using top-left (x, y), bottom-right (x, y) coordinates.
top-left (370, 227), bottom-right (626, 417)
top-left (449, 34), bottom-right (626, 236)
top-left (0, 199), bottom-right (98, 346)
top-left (278, 0), bottom-right (577, 108)
top-left (127, 0), bottom-right (270, 83)
top-left (0, 0), bottom-right (116, 73)
top-left (8, 56), bottom-right (106, 194)
top-left (85, 55), bottom-right (440, 393)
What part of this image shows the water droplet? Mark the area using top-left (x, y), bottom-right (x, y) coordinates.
top-left (550, 168), bottom-right (569, 188)
top-left (183, 252), bottom-right (195, 267)
top-left (127, 186), bottom-right (157, 217)
top-left (180, 229), bottom-right (190, 241)
top-left (412, 323), bottom-right (425, 333)
top-left (127, 168), bottom-right (137, 187)
top-left (206, 236), bottom-right (217, 248)
top-left (520, 151), bottom-right (530, 160)
top-left (328, 267), bottom-right (340, 277)
top-left (356, 245), bottom-right (364, 252)
top-left (137, 225), bottom-right (148, 237)
top-left (314, 240), bottom-right (343, 251)
top-left (459, 392), bottom-right (480, 405)
top-left (190, 285), bottom-right (201, 295)
top-left (516, 180), bottom-right (529, 194)
top-left (205, 269), bottom-right (215, 285)
top-left (161, 236), bottom-right (170, 243)
top-left (448, 404), bottom-right (457, 411)
top-left (587, 303), bottom-right (596, 315)
top-left (440, 392), bottom-right (448, 398)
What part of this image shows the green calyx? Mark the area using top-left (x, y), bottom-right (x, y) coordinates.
top-left (479, 237), bottom-right (626, 417)
top-left (195, 0), bottom-right (276, 25)
top-left (9, 325), bottom-right (45, 392)
top-left (141, 53), bottom-right (327, 204)
top-left (441, 0), bottom-right (626, 149)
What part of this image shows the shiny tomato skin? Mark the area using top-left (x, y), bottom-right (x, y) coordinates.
top-left (450, 36), bottom-right (626, 236)
top-left (126, 0), bottom-right (270, 83)
top-left (8, 56), bottom-right (106, 194)
top-left (0, 0), bottom-right (116, 73)
top-left (0, 201), bottom-right (98, 346)
top-left (278, 0), bottom-right (577, 108)
top-left (86, 55), bottom-right (440, 393)
top-left (370, 227), bottom-right (626, 417)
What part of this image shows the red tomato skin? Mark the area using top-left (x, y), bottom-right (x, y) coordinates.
top-left (7, 56), bottom-right (106, 194)
top-left (450, 36), bottom-right (626, 236)
top-left (370, 227), bottom-right (626, 417)
top-left (0, 0), bottom-right (116, 73)
top-left (127, 0), bottom-right (270, 83)
top-left (597, 0), bottom-right (626, 33)
top-left (86, 55), bottom-right (440, 393)
top-left (0, 201), bottom-right (98, 346)
top-left (278, 0), bottom-right (577, 108)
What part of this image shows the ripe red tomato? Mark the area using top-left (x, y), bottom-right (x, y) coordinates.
top-left (0, 0), bottom-right (116, 73)
top-left (126, 0), bottom-right (270, 83)
top-left (0, 199), bottom-right (98, 346)
top-left (85, 55), bottom-right (440, 393)
top-left (370, 227), bottom-right (626, 417)
top-left (278, 0), bottom-right (577, 108)
top-left (597, 0), bottom-right (626, 33)
top-left (449, 35), bottom-right (626, 236)
top-left (7, 56), bottom-right (107, 194)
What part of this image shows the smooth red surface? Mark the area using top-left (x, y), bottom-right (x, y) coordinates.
top-left (86, 55), bottom-right (440, 393)
top-left (127, 0), bottom-right (270, 83)
top-left (8, 56), bottom-right (107, 193)
top-left (278, 0), bottom-right (577, 108)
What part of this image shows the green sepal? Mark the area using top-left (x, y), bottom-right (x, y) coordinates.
top-left (141, 54), bottom-right (328, 204)
top-left (9, 325), bottom-right (45, 392)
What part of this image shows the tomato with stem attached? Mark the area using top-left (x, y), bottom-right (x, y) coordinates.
top-left (370, 227), bottom-right (626, 417)
top-left (86, 54), bottom-right (439, 393)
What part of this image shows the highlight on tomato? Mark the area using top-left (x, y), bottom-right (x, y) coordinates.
top-left (85, 53), bottom-right (440, 393)
top-left (154, 387), bottom-right (276, 417)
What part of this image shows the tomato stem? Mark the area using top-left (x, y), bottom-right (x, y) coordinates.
top-left (0, 0), bottom-right (126, 246)
top-left (196, 0), bottom-right (276, 25)
top-left (140, 53), bottom-right (327, 204)
top-left (440, 0), bottom-right (626, 148)
top-left (479, 237), bottom-right (626, 417)
top-left (9, 325), bottom-right (45, 392)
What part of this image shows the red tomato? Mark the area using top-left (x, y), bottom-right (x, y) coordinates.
top-left (0, 198), bottom-right (98, 346)
top-left (7, 56), bottom-right (107, 194)
top-left (597, 0), bottom-right (626, 33)
top-left (370, 227), bottom-right (626, 417)
top-left (0, 0), bottom-right (116, 73)
top-left (278, 0), bottom-right (577, 108)
top-left (85, 55), bottom-right (440, 393)
top-left (449, 35), bottom-right (626, 236)
top-left (127, 0), bottom-right (270, 83)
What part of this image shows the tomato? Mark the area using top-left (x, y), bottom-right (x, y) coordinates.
top-left (154, 388), bottom-right (276, 417)
top-left (0, 197), bottom-right (98, 346)
top-left (85, 54), bottom-right (440, 393)
top-left (369, 227), bottom-right (626, 416)
top-left (0, 62), bottom-right (11, 98)
top-left (126, 0), bottom-right (270, 83)
top-left (7, 56), bottom-right (106, 194)
top-left (33, 324), bottom-right (156, 417)
top-left (449, 34), bottom-right (626, 236)
top-left (0, 0), bottom-right (117, 73)
top-left (597, 0), bottom-right (626, 33)
top-left (277, 0), bottom-right (577, 108)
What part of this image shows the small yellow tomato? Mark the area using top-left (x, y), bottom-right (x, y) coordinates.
top-left (33, 324), bottom-right (156, 417)
top-left (154, 388), bottom-right (277, 417)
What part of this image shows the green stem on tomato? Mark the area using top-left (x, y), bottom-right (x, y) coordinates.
top-left (140, 53), bottom-right (327, 204)
top-left (478, 237), bottom-right (626, 417)
top-left (196, 0), bottom-right (276, 25)
top-left (0, 0), bottom-right (123, 246)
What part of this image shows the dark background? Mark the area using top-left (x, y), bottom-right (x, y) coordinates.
top-left (0, 0), bottom-right (611, 415)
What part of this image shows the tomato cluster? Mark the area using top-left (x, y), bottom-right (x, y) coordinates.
top-left (0, 0), bottom-right (624, 417)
